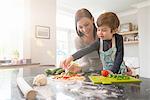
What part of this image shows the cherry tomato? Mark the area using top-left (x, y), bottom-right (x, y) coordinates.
top-left (101, 70), bottom-right (109, 77)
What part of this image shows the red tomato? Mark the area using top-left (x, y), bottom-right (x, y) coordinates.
top-left (63, 76), bottom-right (70, 79)
top-left (101, 70), bottom-right (109, 77)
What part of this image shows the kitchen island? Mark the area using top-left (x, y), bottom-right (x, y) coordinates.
top-left (0, 66), bottom-right (150, 100)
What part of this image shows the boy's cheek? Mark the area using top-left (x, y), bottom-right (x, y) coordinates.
top-left (97, 32), bottom-right (101, 36)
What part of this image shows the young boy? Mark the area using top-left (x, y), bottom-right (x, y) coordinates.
top-left (60, 12), bottom-right (127, 74)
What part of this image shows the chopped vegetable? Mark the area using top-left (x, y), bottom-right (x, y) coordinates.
top-left (108, 74), bottom-right (113, 78)
top-left (101, 70), bottom-right (109, 77)
top-left (45, 68), bottom-right (64, 76)
top-left (45, 69), bottom-right (52, 76)
top-left (51, 68), bottom-right (62, 75)
top-left (108, 74), bottom-right (130, 80)
top-left (55, 69), bottom-right (65, 75)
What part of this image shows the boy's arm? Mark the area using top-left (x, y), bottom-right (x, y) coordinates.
top-left (111, 35), bottom-right (124, 73)
top-left (72, 39), bottom-right (100, 61)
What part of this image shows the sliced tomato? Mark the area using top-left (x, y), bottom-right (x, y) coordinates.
top-left (101, 70), bottom-right (109, 77)
top-left (63, 76), bottom-right (70, 79)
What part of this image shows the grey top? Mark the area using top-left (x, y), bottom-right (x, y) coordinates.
top-left (74, 36), bottom-right (102, 72)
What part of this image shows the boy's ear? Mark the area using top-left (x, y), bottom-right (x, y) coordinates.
top-left (113, 28), bottom-right (118, 33)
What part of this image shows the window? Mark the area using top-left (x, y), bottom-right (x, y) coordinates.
top-left (56, 27), bottom-right (76, 66)
top-left (0, 0), bottom-right (24, 60)
top-left (56, 12), bottom-right (76, 66)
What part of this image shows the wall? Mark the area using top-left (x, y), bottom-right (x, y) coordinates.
top-left (23, 0), bottom-right (31, 59)
top-left (118, 11), bottom-right (139, 58)
top-left (118, 1), bottom-right (150, 78)
top-left (138, 5), bottom-right (150, 78)
top-left (124, 44), bottom-right (139, 57)
top-left (117, 10), bottom-right (140, 74)
top-left (23, 0), bottom-right (56, 65)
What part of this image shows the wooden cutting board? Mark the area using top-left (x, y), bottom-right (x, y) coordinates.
top-left (89, 76), bottom-right (142, 84)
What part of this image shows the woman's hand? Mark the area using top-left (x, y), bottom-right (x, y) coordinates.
top-left (59, 56), bottom-right (74, 69)
top-left (67, 62), bottom-right (81, 73)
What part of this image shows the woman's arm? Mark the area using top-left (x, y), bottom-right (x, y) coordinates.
top-left (60, 39), bottom-right (100, 69)
top-left (74, 37), bottom-right (96, 71)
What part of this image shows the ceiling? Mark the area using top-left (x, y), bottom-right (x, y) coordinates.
top-left (57, 0), bottom-right (148, 15)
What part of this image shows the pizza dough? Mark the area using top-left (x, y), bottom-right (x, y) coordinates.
top-left (33, 74), bottom-right (47, 86)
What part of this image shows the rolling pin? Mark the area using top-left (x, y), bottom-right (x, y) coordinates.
top-left (17, 77), bottom-right (37, 100)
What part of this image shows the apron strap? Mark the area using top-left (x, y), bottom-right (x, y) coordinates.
top-left (112, 36), bottom-right (116, 48)
top-left (100, 39), bottom-right (103, 52)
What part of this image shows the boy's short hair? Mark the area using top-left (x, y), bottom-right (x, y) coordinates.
top-left (96, 12), bottom-right (120, 31)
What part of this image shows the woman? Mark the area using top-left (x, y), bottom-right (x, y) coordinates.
top-left (60, 8), bottom-right (102, 72)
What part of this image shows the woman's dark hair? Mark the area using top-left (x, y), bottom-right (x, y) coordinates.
top-left (75, 8), bottom-right (97, 39)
